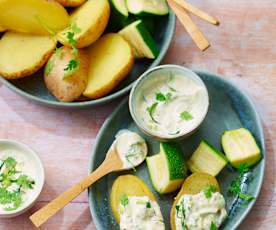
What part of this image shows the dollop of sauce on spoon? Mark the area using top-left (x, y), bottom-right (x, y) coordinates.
top-left (115, 130), bottom-right (147, 170)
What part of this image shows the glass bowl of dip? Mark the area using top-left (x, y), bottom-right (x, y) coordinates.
top-left (0, 139), bottom-right (44, 218)
top-left (129, 65), bottom-right (209, 141)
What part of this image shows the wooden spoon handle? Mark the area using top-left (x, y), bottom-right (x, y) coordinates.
top-left (167, 0), bottom-right (210, 51)
top-left (173, 0), bottom-right (220, 25)
top-left (29, 160), bottom-right (113, 228)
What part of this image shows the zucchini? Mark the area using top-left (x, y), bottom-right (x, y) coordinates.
top-left (110, 0), bottom-right (128, 17)
top-left (146, 142), bottom-right (187, 194)
top-left (119, 20), bottom-right (159, 58)
top-left (126, 0), bottom-right (169, 16)
top-left (187, 140), bottom-right (228, 176)
top-left (221, 128), bottom-right (261, 168)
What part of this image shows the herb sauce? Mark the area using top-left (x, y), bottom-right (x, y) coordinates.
top-left (135, 73), bottom-right (208, 137)
top-left (119, 196), bottom-right (165, 230)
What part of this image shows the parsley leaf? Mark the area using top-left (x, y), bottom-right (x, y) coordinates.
top-left (180, 111), bottom-right (193, 121)
top-left (210, 222), bottom-right (217, 230)
top-left (120, 194), bottom-right (129, 207)
top-left (203, 185), bottom-right (217, 198)
top-left (63, 59), bottom-right (80, 78)
top-left (146, 102), bottom-right (159, 123)
top-left (16, 175), bottom-right (35, 189)
top-left (155, 92), bottom-right (172, 102)
top-left (146, 201), bottom-right (151, 208)
top-left (45, 60), bottom-right (54, 75)
top-left (228, 163), bottom-right (255, 203)
top-left (70, 22), bottom-right (81, 34)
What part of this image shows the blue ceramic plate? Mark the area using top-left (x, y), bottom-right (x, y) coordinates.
top-left (0, 13), bottom-right (175, 109)
top-left (88, 70), bottom-right (265, 230)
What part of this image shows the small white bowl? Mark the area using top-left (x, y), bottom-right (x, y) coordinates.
top-left (129, 65), bottom-right (209, 141)
top-left (0, 139), bottom-right (44, 218)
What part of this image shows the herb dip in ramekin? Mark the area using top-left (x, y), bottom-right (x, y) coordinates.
top-left (129, 65), bottom-right (209, 141)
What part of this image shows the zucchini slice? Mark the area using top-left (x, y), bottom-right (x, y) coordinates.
top-left (126, 0), bottom-right (169, 16)
top-left (146, 142), bottom-right (187, 194)
top-left (221, 128), bottom-right (261, 168)
top-left (110, 0), bottom-right (128, 17)
top-left (187, 140), bottom-right (228, 176)
top-left (119, 20), bottom-right (159, 58)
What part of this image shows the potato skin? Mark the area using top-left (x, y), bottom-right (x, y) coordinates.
top-left (110, 175), bottom-right (156, 224)
top-left (58, 0), bottom-right (110, 48)
top-left (170, 173), bottom-right (220, 230)
top-left (55, 0), bottom-right (86, 7)
top-left (0, 32), bottom-right (56, 79)
top-left (44, 46), bottom-right (89, 102)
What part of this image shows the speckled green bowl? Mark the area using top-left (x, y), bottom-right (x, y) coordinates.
top-left (88, 70), bottom-right (265, 230)
top-left (0, 13), bottom-right (175, 109)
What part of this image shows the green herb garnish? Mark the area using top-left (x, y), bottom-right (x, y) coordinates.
top-left (210, 222), bottom-right (218, 230)
top-left (0, 157), bottom-right (35, 211)
top-left (176, 204), bottom-right (186, 229)
top-left (120, 194), bottom-right (129, 207)
top-left (146, 201), bottom-right (151, 208)
top-left (55, 47), bottom-right (63, 59)
top-left (146, 102), bottom-right (159, 123)
top-left (203, 184), bottom-right (217, 198)
top-left (228, 163), bottom-right (255, 203)
top-left (180, 111), bottom-right (193, 121)
top-left (155, 92), bottom-right (172, 102)
top-left (124, 141), bottom-right (144, 172)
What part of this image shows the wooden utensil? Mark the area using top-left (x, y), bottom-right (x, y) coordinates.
top-left (167, 0), bottom-right (220, 51)
top-left (29, 145), bottom-right (123, 228)
top-left (167, 0), bottom-right (209, 51)
top-left (173, 0), bottom-right (219, 25)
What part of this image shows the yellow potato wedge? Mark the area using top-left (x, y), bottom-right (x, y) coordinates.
top-left (170, 172), bottom-right (220, 230)
top-left (83, 33), bottom-right (134, 99)
top-left (58, 0), bottom-right (110, 48)
top-left (44, 46), bottom-right (89, 102)
top-left (56, 0), bottom-right (86, 7)
top-left (0, 32), bottom-right (56, 79)
top-left (0, 0), bottom-right (69, 35)
top-left (110, 175), bottom-right (156, 223)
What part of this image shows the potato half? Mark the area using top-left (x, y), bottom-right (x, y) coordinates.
top-left (58, 0), bottom-right (110, 48)
top-left (170, 172), bottom-right (220, 230)
top-left (83, 33), bottom-right (134, 99)
top-left (0, 0), bottom-right (69, 35)
top-left (44, 46), bottom-right (89, 102)
top-left (110, 175), bottom-right (156, 223)
top-left (56, 0), bottom-right (86, 7)
top-left (0, 32), bottom-right (56, 79)
top-left (0, 25), bottom-right (6, 32)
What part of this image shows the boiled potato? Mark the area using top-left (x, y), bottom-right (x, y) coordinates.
top-left (170, 172), bottom-right (220, 230)
top-left (0, 0), bottom-right (69, 35)
top-left (56, 0), bottom-right (86, 7)
top-left (44, 46), bottom-right (89, 102)
top-left (58, 0), bottom-right (110, 48)
top-left (0, 32), bottom-right (56, 79)
top-left (83, 33), bottom-right (134, 99)
top-left (110, 175), bottom-right (156, 223)
top-left (0, 25), bottom-right (6, 32)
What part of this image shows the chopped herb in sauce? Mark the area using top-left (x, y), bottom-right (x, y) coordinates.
top-left (203, 184), bottom-right (217, 199)
top-left (0, 157), bottom-right (35, 211)
top-left (124, 141), bottom-right (144, 171)
top-left (120, 194), bottom-right (129, 207)
top-left (146, 102), bottom-right (159, 123)
top-left (210, 222), bottom-right (218, 230)
top-left (180, 111), bottom-right (193, 121)
top-left (176, 204), bottom-right (186, 230)
top-left (155, 92), bottom-right (172, 102)
top-left (228, 163), bottom-right (255, 203)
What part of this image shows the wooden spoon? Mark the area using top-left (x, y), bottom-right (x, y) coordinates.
top-left (29, 144), bottom-right (123, 228)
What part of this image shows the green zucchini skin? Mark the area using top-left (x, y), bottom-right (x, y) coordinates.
top-left (126, 0), bottom-right (169, 16)
top-left (161, 142), bottom-right (187, 180)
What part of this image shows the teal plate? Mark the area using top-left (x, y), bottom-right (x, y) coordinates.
top-left (88, 70), bottom-right (265, 230)
top-left (0, 13), bottom-right (175, 109)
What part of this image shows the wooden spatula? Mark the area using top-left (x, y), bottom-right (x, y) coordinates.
top-left (29, 145), bottom-right (123, 228)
